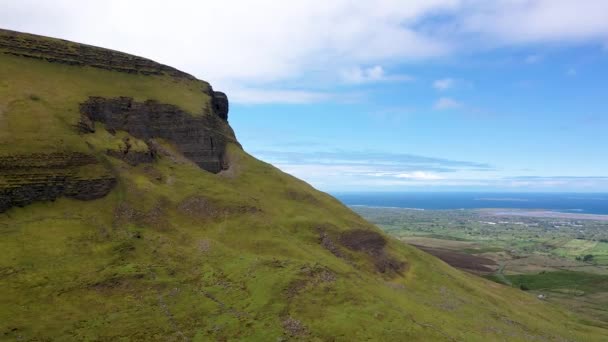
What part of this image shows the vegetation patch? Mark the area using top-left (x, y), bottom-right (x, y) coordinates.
top-left (496, 271), bottom-right (608, 294)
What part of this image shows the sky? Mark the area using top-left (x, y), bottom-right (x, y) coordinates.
top-left (2, 0), bottom-right (608, 192)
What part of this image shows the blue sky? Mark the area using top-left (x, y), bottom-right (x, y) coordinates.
top-left (3, 0), bottom-right (608, 192)
top-left (230, 42), bottom-right (608, 192)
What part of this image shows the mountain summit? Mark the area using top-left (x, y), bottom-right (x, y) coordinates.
top-left (1, 29), bottom-right (606, 341)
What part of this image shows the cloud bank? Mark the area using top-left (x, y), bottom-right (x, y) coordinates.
top-left (3, 0), bottom-right (608, 103)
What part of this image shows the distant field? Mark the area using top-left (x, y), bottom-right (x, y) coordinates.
top-left (353, 206), bottom-right (608, 324)
top-left (487, 270), bottom-right (608, 323)
top-left (486, 209), bottom-right (608, 222)
top-left (553, 239), bottom-right (598, 258)
top-left (492, 271), bottom-right (608, 294)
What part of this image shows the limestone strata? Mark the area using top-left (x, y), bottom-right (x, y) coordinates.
top-left (0, 153), bottom-right (116, 213)
top-left (80, 97), bottom-right (237, 173)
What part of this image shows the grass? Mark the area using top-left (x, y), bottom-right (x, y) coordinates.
top-left (553, 239), bottom-right (598, 257)
top-left (491, 271), bottom-right (608, 295)
top-left (2, 30), bottom-right (608, 340)
top-left (84, 124), bottom-right (150, 153)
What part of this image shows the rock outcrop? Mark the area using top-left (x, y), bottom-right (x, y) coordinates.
top-left (0, 153), bottom-right (116, 213)
top-left (0, 28), bottom-right (237, 212)
top-left (80, 97), bottom-right (237, 173)
top-left (212, 91), bottom-right (229, 121)
top-left (105, 137), bottom-right (157, 166)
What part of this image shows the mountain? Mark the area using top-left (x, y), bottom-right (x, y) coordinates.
top-left (1, 28), bottom-right (606, 341)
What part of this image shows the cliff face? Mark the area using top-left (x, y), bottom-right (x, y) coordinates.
top-left (0, 28), bottom-right (236, 213)
top-left (80, 96), bottom-right (235, 173)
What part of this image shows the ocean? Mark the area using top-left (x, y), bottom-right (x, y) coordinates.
top-left (332, 192), bottom-right (608, 215)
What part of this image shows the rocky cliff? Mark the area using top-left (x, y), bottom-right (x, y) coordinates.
top-left (79, 96), bottom-right (235, 173)
top-left (0, 28), bottom-right (236, 213)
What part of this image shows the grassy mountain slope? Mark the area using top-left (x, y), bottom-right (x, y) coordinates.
top-left (1, 29), bottom-right (607, 341)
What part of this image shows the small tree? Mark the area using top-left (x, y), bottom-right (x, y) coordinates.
top-left (520, 284), bottom-right (530, 291)
top-left (583, 254), bottom-right (594, 262)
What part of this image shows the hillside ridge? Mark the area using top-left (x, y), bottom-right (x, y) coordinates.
top-left (0, 28), bottom-right (195, 79)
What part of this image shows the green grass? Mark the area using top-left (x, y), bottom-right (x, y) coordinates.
top-left (84, 124), bottom-right (150, 153)
top-left (550, 240), bottom-right (608, 265)
top-left (2, 31), bottom-right (608, 340)
top-left (493, 271), bottom-right (608, 294)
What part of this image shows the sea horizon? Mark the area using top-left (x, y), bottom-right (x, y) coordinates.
top-left (332, 192), bottom-right (608, 216)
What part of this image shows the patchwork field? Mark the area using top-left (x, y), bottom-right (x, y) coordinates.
top-left (354, 206), bottom-right (608, 326)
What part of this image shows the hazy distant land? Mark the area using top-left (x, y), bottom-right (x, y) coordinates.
top-left (483, 209), bottom-right (608, 221)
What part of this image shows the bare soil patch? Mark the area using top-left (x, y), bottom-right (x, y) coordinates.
top-left (340, 229), bottom-right (406, 274)
top-left (412, 244), bottom-right (497, 274)
top-left (340, 229), bottom-right (386, 254)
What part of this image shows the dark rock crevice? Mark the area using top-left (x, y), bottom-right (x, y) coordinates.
top-left (211, 91), bottom-right (229, 121)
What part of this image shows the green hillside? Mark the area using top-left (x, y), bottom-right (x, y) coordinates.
top-left (1, 29), bottom-right (607, 341)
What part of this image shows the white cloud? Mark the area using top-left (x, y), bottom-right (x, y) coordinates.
top-left (275, 162), bottom-right (608, 191)
top-left (458, 0), bottom-right (608, 44)
top-left (524, 54), bottom-right (543, 64)
top-left (0, 0), bottom-right (451, 98)
top-left (229, 88), bottom-right (332, 104)
top-left (434, 97), bottom-right (462, 110)
top-left (3, 1), bottom-right (608, 104)
top-left (341, 65), bottom-right (413, 84)
top-left (433, 78), bottom-right (455, 90)
top-left (395, 171), bottom-right (444, 180)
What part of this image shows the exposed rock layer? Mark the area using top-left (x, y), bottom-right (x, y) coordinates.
top-left (0, 28), bottom-right (236, 212)
top-left (0, 153), bottom-right (116, 213)
top-left (80, 97), bottom-right (237, 173)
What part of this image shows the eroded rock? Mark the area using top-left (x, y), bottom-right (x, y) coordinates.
top-left (105, 137), bottom-right (157, 166)
top-left (80, 97), bottom-right (238, 173)
top-left (0, 153), bottom-right (116, 213)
